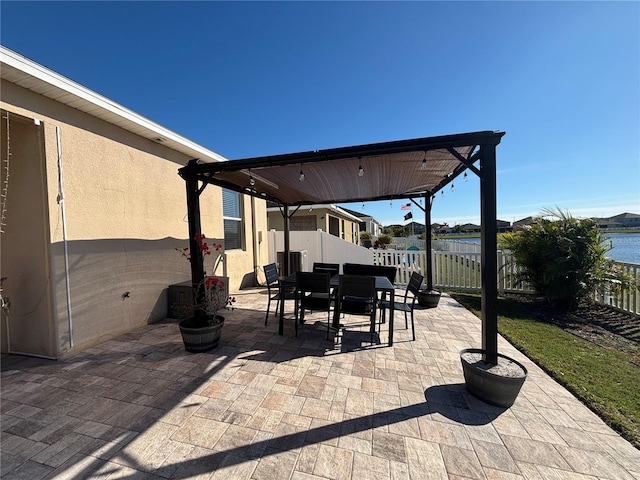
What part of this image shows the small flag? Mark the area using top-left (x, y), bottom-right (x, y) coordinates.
top-left (404, 212), bottom-right (413, 221)
top-left (401, 203), bottom-right (411, 211)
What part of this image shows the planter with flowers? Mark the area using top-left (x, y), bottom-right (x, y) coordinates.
top-left (175, 234), bottom-right (235, 352)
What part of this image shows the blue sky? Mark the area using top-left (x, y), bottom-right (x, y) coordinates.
top-left (2, 1), bottom-right (638, 226)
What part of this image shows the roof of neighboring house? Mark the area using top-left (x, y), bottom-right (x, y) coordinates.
top-left (339, 206), bottom-right (383, 225)
top-left (609, 212), bottom-right (640, 220)
top-left (513, 216), bottom-right (535, 225)
top-left (0, 46), bottom-right (226, 164)
top-left (266, 204), bottom-right (362, 222)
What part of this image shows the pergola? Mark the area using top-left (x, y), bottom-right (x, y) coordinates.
top-left (179, 130), bottom-right (505, 363)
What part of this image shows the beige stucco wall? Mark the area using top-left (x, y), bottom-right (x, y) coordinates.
top-left (267, 208), bottom-right (360, 245)
top-left (1, 81), bottom-right (267, 357)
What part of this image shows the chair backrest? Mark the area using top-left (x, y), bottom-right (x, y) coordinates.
top-left (312, 262), bottom-right (340, 278)
top-left (339, 275), bottom-right (376, 314)
top-left (373, 265), bottom-right (397, 284)
top-left (343, 263), bottom-right (375, 276)
top-left (296, 271), bottom-right (331, 295)
top-left (264, 263), bottom-right (279, 287)
top-left (406, 271), bottom-right (424, 301)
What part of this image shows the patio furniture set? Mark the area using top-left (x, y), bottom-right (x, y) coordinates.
top-left (263, 261), bottom-right (424, 347)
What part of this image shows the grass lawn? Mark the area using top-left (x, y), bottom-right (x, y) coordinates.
top-left (448, 292), bottom-right (640, 449)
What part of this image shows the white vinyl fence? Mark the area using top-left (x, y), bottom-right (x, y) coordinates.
top-left (371, 249), bottom-right (639, 316)
top-left (266, 231), bottom-right (639, 316)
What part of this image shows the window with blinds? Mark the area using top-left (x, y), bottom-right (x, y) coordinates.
top-left (222, 189), bottom-right (243, 250)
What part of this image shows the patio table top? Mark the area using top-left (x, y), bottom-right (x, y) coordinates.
top-left (2, 288), bottom-right (638, 479)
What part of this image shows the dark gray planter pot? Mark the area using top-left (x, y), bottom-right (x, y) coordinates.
top-left (179, 315), bottom-right (224, 353)
top-left (460, 348), bottom-right (527, 408)
top-left (417, 290), bottom-right (441, 308)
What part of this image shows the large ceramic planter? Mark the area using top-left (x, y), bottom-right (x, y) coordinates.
top-left (460, 348), bottom-right (527, 408)
top-left (178, 315), bottom-right (224, 353)
top-left (417, 290), bottom-right (441, 308)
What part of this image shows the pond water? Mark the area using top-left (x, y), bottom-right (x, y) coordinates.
top-left (457, 232), bottom-right (640, 264)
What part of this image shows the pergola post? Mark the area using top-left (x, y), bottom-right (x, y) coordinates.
top-left (283, 205), bottom-right (290, 276)
top-left (424, 193), bottom-right (434, 291)
top-left (185, 172), bottom-right (207, 322)
top-left (480, 143), bottom-right (498, 364)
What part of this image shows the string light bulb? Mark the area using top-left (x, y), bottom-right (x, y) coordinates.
top-left (451, 183), bottom-right (455, 192)
top-left (358, 164), bottom-right (364, 177)
top-left (299, 167), bottom-right (305, 181)
top-left (421, 152), bottom-right (427, 170)
top-left (249, 175), bottom-right (255, 186)
top-left (463, 171), bottom-right (468, 182)
top-left (441, 190), bottom-right (444, 197)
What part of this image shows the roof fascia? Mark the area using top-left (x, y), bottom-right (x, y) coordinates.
top-left (0, 46), bottom-right (227, 164)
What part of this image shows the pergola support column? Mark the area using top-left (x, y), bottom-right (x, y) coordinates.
top-left (185, 171), bottom-right (207, 322)
top-left (480, 143), bottom-right (498, 365)
top-left (425, 194), bottom-right (434, 291)
top-left (283, 205), bottom-right (290, 276)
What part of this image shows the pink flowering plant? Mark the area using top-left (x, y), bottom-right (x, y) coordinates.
top-left (175, 233), bottom-right (236, 326)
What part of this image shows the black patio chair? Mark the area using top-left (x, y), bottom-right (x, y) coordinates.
top-left (295, 271), bottom-right (332, 337)
top-left (334, 274), bottom-right (378, 343)
top-left (343, 263), bottom-right (375, 276)
top-left (373, 265), bottom-right (397, 322)
top-left (312, 262), bottom-right (340, 278)
top-left (263, 263), bottom-right (297, 326)
top-left (379, 271), bottom-right (423, 341)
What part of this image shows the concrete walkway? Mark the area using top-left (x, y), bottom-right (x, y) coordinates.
top-left (2, 289), bottom-right (639, 479)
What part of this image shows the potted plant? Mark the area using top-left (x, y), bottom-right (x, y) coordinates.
top-left (175, 234), bottom-right (235, 352)
top-left (417, 287), bottom-right (441, 308)
top-left (360, 231), bottom-right (373, 248)
top-left (460, 348), bottom-right (527, 407)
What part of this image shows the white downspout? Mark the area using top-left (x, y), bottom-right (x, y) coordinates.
top-left (56, 126), bottom-right (73, 348)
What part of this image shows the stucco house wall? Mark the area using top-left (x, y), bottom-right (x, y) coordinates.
top-left (0, 49), bottom-right (267, 358)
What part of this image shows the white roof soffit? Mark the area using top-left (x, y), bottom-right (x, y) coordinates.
top-left (267, 204), bottom-right (362, 222)
top-left (0, 46), bottom-right (226, 164)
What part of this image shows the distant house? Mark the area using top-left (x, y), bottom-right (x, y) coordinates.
top-left (339, 206), bottom-right (384, 238)
top-left (497, 219), bottom-right (512, 232)
top-left (512, 216), bottom-right (535, 231)
top-left (459, 223), bottom-right (481, 233)
top-left (408, 221), bottom-right (426, 235)
top-left (266, 203), bottom-right (361, 245)
top-left (597, 213), bottom-right (640, 229)
top-left (432, 223), bottom-right (451, 234)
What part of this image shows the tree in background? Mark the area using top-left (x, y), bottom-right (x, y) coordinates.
top-left (499, 208), bottom-right (633, 311)
top-left (383, 225), bottom-right (410, 237)
top-left (375, 234), bottom-right (393, 249)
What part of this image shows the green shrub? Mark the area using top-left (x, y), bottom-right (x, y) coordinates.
top-left (377, 234), bottom-right (393, 246)
top-left (499, 208), bottom-right (630, 311)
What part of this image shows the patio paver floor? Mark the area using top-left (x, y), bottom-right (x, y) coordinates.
top-left (2, 289), bottom-right (639, 479)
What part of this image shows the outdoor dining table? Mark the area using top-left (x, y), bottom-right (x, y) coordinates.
top-left (278, 273), bottom-right (396, 346)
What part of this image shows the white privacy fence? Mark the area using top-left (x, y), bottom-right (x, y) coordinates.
top-left (267, 230), bottom-right (373, 272)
